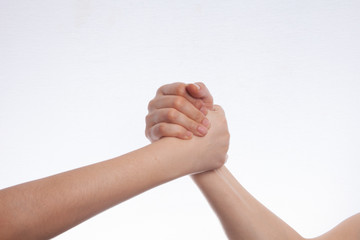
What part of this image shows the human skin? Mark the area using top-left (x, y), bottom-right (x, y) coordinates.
top-left (145, 82), bottom-right (213, 141)
top-left (146, 82), bottom-right (360, 240)
top-left (0, 104), bottom-right (229, 239)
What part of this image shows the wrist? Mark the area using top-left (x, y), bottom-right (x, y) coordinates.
top-left (149, 137), bottom-right (197, 178)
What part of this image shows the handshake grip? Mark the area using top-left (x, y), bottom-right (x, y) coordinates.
top-left (189, 105), bottom-right (230, 173)
top-left (145, 82), bottom-right (230, 173)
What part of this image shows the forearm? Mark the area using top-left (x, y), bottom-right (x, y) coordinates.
top-left (0, 138), bottom-right (191, 240)
top-left (192, 166), bottom-right (304, 240)
top-left (310, 213), bottom-right (360, 240)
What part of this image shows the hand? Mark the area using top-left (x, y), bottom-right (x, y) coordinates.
top-left (186, 105), bottom-right (230, 173)
top-left (146, 82), bottom-right (214, 142)
top-left (145, 82), bottom-right (229, 173)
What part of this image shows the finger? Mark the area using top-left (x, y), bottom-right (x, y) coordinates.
top-left (156, 82), bottom-right (204, 110)
top-left (186, 82), bottom-right (214, 111)
top-left (145, 108), bottom-right (209, 136)
top-left (146, 123), bottom-right (193, 142)
top-left (148, 95), bottom-right (209, 126)
top-left (212, 104), bottom-right (225, 114)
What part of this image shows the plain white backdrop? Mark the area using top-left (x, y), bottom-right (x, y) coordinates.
top-left (1, 1), bottom-right (360, 239)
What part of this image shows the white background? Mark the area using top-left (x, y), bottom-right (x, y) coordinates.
top-left (1, 1), bottom-right (360, 239)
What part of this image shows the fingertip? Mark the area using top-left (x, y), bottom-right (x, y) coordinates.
top-left (186, 83), bottom-right (203, 98)
top-left (193, 83), bottom-right (201, 90)
top-left (211, 105), bottom-right (218, 111)
top-left (184, 131), bottom-right (193, 139)
top-left (194, 82), bottom-right (205, 88)
top-left (194, 82), bottom-right (207, 95)
top-left (191, 82), bottom-right (214, 110)
top-left (197, 125), bottom-right (208, 136)
top-left (177, 130), bottom-right (193, 140)
top-left (202, 118), bottom-right (210, 128)
top-left (212, 104), bottom-right (222, 111)
top-left (200, 106), bottom-right (208, 115)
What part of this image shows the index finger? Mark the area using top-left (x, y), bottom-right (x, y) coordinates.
top-left (156, 82), bottom-right (204, 110)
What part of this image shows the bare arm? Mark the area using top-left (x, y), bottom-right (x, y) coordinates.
top-left (192, 166), bottom-right (360, 240)
top-left (310, 213), bottom-right (360, 240)
top-left (0, 139), bottom-right (191, 239)
top-left (146, 82), bottom-right (360, 240)
top-left (176, 84), bottom-right (300, 238)
top-left (192, 166), bottom-right (303, 240)
top-left (0, 108), bottom-right (228, 240)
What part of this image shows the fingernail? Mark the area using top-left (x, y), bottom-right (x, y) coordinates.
top-left (194, 83), bottom-right (201, 90)
top-left (185, 131), bottom-right (193, 139)
top-left (197, 125), bottom-right (208, 136)
top-left (202, 118), bottom-right (210, 128)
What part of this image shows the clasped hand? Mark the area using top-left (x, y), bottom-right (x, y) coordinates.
top-left (145, 82), bottom-right (230, 174)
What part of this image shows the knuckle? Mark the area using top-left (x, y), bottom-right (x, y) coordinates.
top-left (173, 97), bottom-right (185, 109)
top-left (190, 122), bottom-right (199, 132)
top-left (193, 99), bottom-right (204, 109)
top-left (166, 109), bottom-right (179, 121)
top-left (223, 131), bottom-right (230, 149)
top-left (156, 123), bottom-right (167, 136)
top-left (194, 111), bottom-right (205, 122)
top-left (145, 128), bottom-right (150, 139)
top-left (150, 125), bottom-right (161, 141)
top-left (146, 127), bottom-right (157, 142)
top-left (214, 156), bottom-right (226, 168)
top-left (156, 85), bottom-right (165, 95)
top-left (175, 83), bottom-right (186, 96)
top-left (147, 99), bottom-right (155, 111)
top-left (145, 113), bottom-right (152, 124)
top-left (174, 128), bottom-right (185, 137)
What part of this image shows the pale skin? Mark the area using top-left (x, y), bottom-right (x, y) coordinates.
top-left (0, 103), bottom-right (229, 239)
top-left (146, 82), bottom-right (360, 240)
top-left (1, 82), bottom-right (358, 240)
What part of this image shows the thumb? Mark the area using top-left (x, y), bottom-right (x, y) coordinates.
top-left (186, 82), bottom-right (214, 111)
